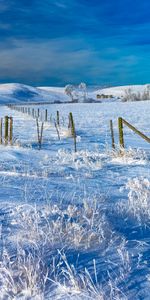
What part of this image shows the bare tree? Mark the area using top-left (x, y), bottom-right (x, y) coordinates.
top-left (65, 84), bottom-right (74, 101)
top-left (79, 82), bottom-right (87, 101)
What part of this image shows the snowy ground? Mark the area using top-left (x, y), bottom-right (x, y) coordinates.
top-left (0, 101), bottom-right (150, 299)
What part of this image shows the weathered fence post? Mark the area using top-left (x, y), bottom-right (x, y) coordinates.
top-left (57, 110), bottom-right (60, 126)
top-left (118, 117), bottom-right (124, 149)
top-left (45, 109), bottom-right (48, 122)
top-left (32, 108), bottom-right (35, 118)
top-left (9, 117), bottom-right (13, 145)
top-left (0, 118), bottom-right (2, 144)
top-left (5, 116), bottom-right (9, 145)
top-left (68, 114), bottom-right (71, 129)
top-left (110, 120), bottom-right (115, 149)
top-left (69, 112), bottom-right (77, 152)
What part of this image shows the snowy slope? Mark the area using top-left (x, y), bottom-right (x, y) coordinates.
top-left (95, 84), bottom-right (150, 99)
top-left (0, 83), bottom-right (98, 104)
top-left (0, 83), bottom-right (70, 104)
top-left (38, 86), bottom-right (65, 93)
top-left (39, 86), bottom-right (97, 102)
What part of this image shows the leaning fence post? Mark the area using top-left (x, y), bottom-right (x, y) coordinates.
top-left (5, 116), bottom-right (9, 145)
top-left (0, 118), bottom-right (2, 144)
top-left (69, 112), bottom-right (77, 152)
top-left (110, 120), bottom-right (115, 149)
top-left (9, 117), bottom-right (13, 145)
top-left (45, 109), bottom-right (48, 122)
top-left (32, 108), bottom-right (35, 118)
top-left (57, 110), bottom-right (60, 126)
top-left (118, 117), bottom-right (124, 150)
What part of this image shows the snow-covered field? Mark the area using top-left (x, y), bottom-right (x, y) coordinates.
top-left (0, 98), bottom-right (150, 299)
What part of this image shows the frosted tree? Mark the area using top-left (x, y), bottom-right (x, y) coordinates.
top-left (79, 82), bottom-right (87, 101)
top-left (145, 85), bottom-right (150, 99)
top-left (65, 84), bottom-right (74, 101)
top-left (124, 88), bottom-right (132, 101)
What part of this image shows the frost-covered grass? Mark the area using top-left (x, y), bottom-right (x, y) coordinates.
top-left (117, 177), bottom-right (150, 225)
top-left (0, 199), bottom-right (132, 300)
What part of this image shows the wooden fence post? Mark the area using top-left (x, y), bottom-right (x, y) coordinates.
top-left (5, 116), bottom-right (9, 145)
top-left (45, 109), bottom-right (48, 122)
top-left (57, 110), bottom-right (60, 126)
top-left (118, 117), bottom-right (124, 149)
top-left (32, 108), bottom-right (35, 118)
top-left (0, 118), bottom-right (2, 144)
top-left (69, 112), bottom-right (77, 152)
top-left (110, 120), bottom-right (115, 149)
top-left (9, 117), bottom-right (13, 145)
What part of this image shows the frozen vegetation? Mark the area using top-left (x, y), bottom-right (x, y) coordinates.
top-left (0, 85), bottom-right (149, 299)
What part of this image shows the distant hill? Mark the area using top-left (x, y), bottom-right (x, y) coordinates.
top-left (0, 83), bottom-right (69, 104)
top-left (0, 83), bottom-right (150, 104)
top-left (95, 84), bottom-right (150, 101)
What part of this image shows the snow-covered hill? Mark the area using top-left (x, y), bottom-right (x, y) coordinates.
top-left (38, 86), bottom-right (65, 93)
top-left (95, 84), bottom-right (150, 100)
top-left (0, 83), bottom-right (150, 104)
top-left (0, 83), bottom-right (70, 104)
top-left (0, 83), bottom-right (98, 104)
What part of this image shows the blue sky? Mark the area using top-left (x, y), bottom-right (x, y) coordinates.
top-left (0, 0), bottom-right (150, 86)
